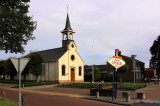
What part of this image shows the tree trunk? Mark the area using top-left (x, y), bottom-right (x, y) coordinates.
top-left (3, 74), bottom-right (5, 80)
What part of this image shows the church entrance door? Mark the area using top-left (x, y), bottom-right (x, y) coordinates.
top-left (71, 68), bottom-right (75, 82)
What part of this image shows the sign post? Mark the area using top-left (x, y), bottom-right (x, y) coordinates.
top-left (10, 57), bottom-right (30, 106)
top-left (112, 68), bottom-right (115, 101)
top-left (107, 49), bottom-right (126, 101)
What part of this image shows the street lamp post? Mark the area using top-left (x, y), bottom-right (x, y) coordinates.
top-left (131, 55), bottom-right (136, 90)
top-left (92, 45), bottom-right (94, 83)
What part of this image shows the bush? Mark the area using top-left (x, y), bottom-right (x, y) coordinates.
top-left (58, 83), bottom-right (112, 89)
top-left (58, 83), bottom-right (99, 88)
top-left (94, 67), bottom-right (101, 82)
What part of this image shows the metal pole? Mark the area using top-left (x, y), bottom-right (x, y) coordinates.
top-left (112, 68), bottom-right (115, 101)
top-left (115, 49), bottom-right (118, 99)
top-left (115, 69), bottom-right (118, 100)
top-left (42, 63), bottom-right (43, 83)
top-left (92, 45), bottom-right (94, 82)
top-left (134, 59), bottom-right (135, 90)
top-left (18, 58), bottom-right (21, 106)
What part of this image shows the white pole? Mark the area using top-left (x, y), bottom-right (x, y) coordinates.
top-left (42, 64), bottom-right (43, 83)
top-left (18, 58), bottom-right (21, 106)
top-left (134, 59), bottom-right (135, 90)
top-left (92, 45), bottom-right (94, 82)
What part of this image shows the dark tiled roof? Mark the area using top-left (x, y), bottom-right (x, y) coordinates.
top-left (121, 55), bottom-right (145, 64)
top-left (38, 47), bottom-right (67, 62)
top-left (84, 64), bottom-right (107, 70)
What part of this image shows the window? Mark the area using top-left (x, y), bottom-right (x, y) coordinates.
top-left (71, 55), bottom-right (75, 61)
top-left (71, 44), bottom-right (74, 48)
top-left (79, 67), bottom-right (82, 76)
top-left (62, 65), bottom-right (65, 75)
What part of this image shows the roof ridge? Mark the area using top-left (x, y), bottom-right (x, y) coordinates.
top-left (38, 47), bottom-right (63, 52)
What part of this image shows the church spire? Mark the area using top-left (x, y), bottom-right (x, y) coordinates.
top-left (64, 13), bottom-right (72, 31)
top-left (61, 13), bottom-right (75, 40)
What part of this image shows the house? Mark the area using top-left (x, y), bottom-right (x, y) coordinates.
top-left (84, 64), bottom-right (107, 81)
top-left (106, 54), bottom-right (145, 82)
top-left (144, 68), bottom-right (156, 78)
top-left (84, 65), bottom-right (107, 74)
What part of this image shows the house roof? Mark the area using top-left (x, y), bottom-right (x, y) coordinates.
top-left (121, 55), bottom-right (145, 64)
top-left (38, 47), bottom-right (67, 62)
top-left (84, 64), bottom-right (107, 70)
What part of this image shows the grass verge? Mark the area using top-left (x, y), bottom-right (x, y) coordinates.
top-left (0, 99), bottom-right (17, 106)
top-left (0, 79), bottom-right (58, 87)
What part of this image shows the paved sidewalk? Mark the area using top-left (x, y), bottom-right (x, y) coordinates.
top-left (0, 83), bottom-right (15, 88)
top-left (86, 96), bottom-right (160, 106)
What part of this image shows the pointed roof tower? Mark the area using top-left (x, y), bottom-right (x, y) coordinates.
top-left (64, 14), bottom-right (72, 31)
top-left (61, 13), bottom-right (75, 35)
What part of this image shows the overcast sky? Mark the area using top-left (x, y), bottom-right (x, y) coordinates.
top-left (1, 0), bottom-right (160, 68)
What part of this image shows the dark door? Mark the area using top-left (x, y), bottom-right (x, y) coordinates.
top-left (71, 68), bottom-right (75, 82)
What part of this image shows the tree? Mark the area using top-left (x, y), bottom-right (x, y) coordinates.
top-left (150, 35), bottom-right (160, 77)
top-left (5, 58), bottom-right (17, 80)
top-left (21, 65), bottom-right (29, 81)
top-left (0, 60), bottom-right (6, 79)
top-left (94, 67), bottom-right (101, 82)
top-left (117, 64), bottom-right (128, 73)
top-left (26, 52), bottom-right (44, 82)
top-left (117, 64), bottom-right (128, 82)
top-left (0, 0), bottom-right (36, 53)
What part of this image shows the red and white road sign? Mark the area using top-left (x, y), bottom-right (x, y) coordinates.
top-left (108, 56), bottom-right (126, 69)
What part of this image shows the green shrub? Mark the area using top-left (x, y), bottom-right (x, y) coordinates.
top-left (59, 83), bottom-right (99, 88)
top-left (94, 67), bottom-right (101, 82)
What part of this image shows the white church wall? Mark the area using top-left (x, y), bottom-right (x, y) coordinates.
top-left (58, 41), bottom-right (84, 83)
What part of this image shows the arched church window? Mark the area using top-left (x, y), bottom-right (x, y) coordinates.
top-left (62, 65), bottom-right (65, 76)
top-left (79, 66), bottom-right (82, 76)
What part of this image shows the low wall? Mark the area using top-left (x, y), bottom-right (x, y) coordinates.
top-left (90, 88), bottom-right (113, 96)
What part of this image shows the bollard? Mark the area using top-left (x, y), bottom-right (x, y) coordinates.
top-left (137, 93), bottom-right (145, 99)
top-left (96, 92), bottom-right (99, 98)
top-left (22, 95), bottom-right (25, 106)
top-left (23, 84), bottom-right (24, 89)
top-left (2, 91), bottom-right (6, 100)
top-left (126, 92), bottom-right (130, 102)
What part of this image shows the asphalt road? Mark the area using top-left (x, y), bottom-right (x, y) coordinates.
top-left (0, 87), bottom-right (120, 106)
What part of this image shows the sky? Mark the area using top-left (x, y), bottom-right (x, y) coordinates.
top-left (1, 0), bottom-right (160, 68)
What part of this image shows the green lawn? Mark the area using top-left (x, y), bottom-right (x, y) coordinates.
top-left (0, 99), bottom-right (17, 106)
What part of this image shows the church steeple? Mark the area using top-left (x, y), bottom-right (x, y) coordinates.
top-left (61, 13), bottom-right (75, 41)
top-left (64, 14), bottom-right (72, 31)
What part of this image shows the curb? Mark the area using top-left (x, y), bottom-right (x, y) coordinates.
top-left (82, 97), bottom-right (131, 106)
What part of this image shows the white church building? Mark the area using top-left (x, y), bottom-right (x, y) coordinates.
top-left (36, 13), bottom-right (84, 83)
